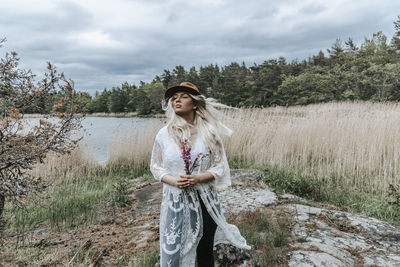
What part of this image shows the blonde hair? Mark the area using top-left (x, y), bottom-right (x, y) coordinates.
top-left (161, 93), bottom-right (233, 155)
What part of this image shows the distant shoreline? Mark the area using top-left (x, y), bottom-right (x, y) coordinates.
top-left (22, 112), bottom-right (166, 118)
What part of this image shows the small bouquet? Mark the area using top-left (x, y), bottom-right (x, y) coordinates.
top-left (180, 138), bottom-right (206, 175)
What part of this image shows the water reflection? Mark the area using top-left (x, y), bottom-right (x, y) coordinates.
top-left (23, 116), bottom-right (166, 164)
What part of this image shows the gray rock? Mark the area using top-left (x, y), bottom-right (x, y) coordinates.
top-left (289, 250), bottom-right (346, 267)
top-left (281, 193), bottom-right (307, 202)
top-left (132, 182), bottom-right (162, 217)
top-left (288, 204), bottom-right (400, 267)
top-left (140, 171), bottom-right (400, 267)
top-left (363, 253), bottom-right (400, 267)
top-left (218, 186), bottom-right (278, 214)
top-left (230, 169), bottom-right (264, 186)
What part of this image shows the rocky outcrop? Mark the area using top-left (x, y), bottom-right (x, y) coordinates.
top-left (219, 169), bottom-right (278, 214)
top-left (133, 169), bottom-right (400, 267)
top-left (0, 193), bottom-right (4, 216)
top-left (6, 168), bottom-right (398, 266)
top-left (287, 204), bottom-right (400, 267)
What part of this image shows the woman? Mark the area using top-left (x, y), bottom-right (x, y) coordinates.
top-left (150, 82), bottom-right (250, 267)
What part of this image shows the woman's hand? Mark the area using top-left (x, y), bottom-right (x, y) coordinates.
top-left (175, 177), bottom-right (191, 189)
top-left (162, 173), bottom-right (214, 189)
top-left (180, 174), bottom-right (200, 187)
top-left (161, 174), bottom-right (190, 189)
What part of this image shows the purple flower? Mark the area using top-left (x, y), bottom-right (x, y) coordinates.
top-left (180, 138), bottom-right (204, 175)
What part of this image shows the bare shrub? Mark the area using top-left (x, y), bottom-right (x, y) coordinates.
top-left (0, 38), bottom-right (84, 214)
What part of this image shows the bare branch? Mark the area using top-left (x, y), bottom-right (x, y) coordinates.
top-left (0, 39), bottom-right (85, 209)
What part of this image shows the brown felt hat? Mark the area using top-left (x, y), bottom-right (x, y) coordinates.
top-left (165, 82), bottom-right (201, 101)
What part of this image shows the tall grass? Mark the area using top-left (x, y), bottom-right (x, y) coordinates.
top-left (8, 101), bottom-right (400, 231)
top-left (104, 101), bottom-right (400, 223)
top-left (224, 101), bottom-right (400, 196)
top-left (29, 143), bottom-right (106, 182)
top-left (4, 146), bottom-right (150, 233)
top-left (108, 101), bottom-right (400, 197)
top-left (107, 119), bottom-right (165, 170)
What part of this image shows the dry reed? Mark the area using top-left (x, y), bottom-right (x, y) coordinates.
top-left (224, 101), bottom-right (400, 195)
top-left (35, 101), bottom-right (400, 196)
top-left (29, 145), bottom-right (101, 182)
top-left (107, 119), bottom-right (166, 170)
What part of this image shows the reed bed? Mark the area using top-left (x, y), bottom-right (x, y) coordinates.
top-left (13, 101), bottom-right (398, 231)
top-left (107, 119), bottom-right (165, 170)
top-left (224, 101), bottom-right (400, 196)
top-left (108, 101), bottom-right (400, 196)
top-left (29, 145), bottom-right (102, 181)
top-left (6, 146), bottom-right (141, 232)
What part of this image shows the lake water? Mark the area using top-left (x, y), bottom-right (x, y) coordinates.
top-left (24, 116), bottom-right (166, 164)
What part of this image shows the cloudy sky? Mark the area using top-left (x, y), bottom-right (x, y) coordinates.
top-left (1, 0), bottom-right (399, 95)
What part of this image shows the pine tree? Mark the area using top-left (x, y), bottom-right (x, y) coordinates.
top-left (391, 15), bottom-right (400, 54)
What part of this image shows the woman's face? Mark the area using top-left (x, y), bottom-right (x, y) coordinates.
top-left (171, 91), bottom-right (197, 116)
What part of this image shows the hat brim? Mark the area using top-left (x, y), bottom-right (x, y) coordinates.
top-left (164, 85), bottom-right (200, 101)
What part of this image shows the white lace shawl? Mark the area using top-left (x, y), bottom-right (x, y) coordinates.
top-left (150, 126), bottom-right (232, 190)
top-left (150, 126), bottom-right (250, 267)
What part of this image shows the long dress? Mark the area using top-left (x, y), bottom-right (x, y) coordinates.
top-left (150, 126), bottom-right (250, 267)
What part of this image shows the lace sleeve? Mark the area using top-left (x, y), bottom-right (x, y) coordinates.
top-left (206, 140), bottom-right (231, 190)
top-left (150, 135), bottom-right (170, 181)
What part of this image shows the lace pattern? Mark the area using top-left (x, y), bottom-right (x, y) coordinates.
top-left (151, 126), bottom-right (250, 267)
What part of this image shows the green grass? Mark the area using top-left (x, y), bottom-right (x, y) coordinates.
top-left (228, 209), bottom-right (293, 266)
top-left (229, 158), bottom-right (256, 169)
top-left (4, 166), bottom-right (153, 233)
top-left (0, 241), bottom-right (54, 265)
top-left (129, 245), bottom-right (159, 267)
top-left (107, 243), bottom-right (159, 267)
top-left (229, 158), bottom-right (400, 226)
top-left (260, 164), bottom-right (400, 226)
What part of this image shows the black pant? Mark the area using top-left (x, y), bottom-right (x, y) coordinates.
top-left (196, 191), bottom-right (217, 267)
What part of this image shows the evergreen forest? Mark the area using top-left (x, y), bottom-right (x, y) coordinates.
top-left (27, 16), bottom-right (400, 115)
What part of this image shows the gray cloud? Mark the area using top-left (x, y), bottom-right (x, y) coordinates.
top-left (1, 0), bottom-right (399, 96)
